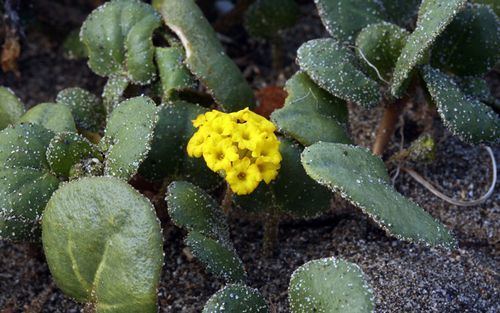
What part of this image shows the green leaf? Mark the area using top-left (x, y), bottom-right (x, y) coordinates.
top-left (430, 3), bottom-right (500, 77)
top-left (472, 0), bottom-right (500, 16)
top-left (0, 124), bottom-right (59, 241)
top-left (155, 47), bottom-right (197, 101)
top-left (165, 181), bottom-right (229, 241)
top-left (271, 72), bottom-right (351, 146)
top-left (234, 138), bottom-right (331, 219)
top-left (203, 284), bottom-right (269, 313)
top-left (80, 0), bottom-right (161, 84)
top-left (382, 0), bottom-right (422, 28)
top-left (0, 87), bottom-right (24, 130)
top-left (152, 0), bottom-right (255, 111)
top-left (355, 22), bottom-right (409, 81)
top-left (314, 0), bottom-right (386, 43)
top-left (185, 231), bottom-right (246, 284)
top-left (18, 103), bottom-right (77, 133)
top-left (244, 0), bottom-right (300, 39)
top-left (63, 28), bottom-right (88, 60)
top-left (102, 96), bottom-right (158, 180)
top-left (297, 39), bottom-right (381, 108)
top-left (42, 177), bottom-right (163, 312)
top-left (301, 142), bottom-right (456, 248)
top-left (289, 257), bottom-right (374, 313)
top-left (421, 66), bottom-right (499, 144)
top-left (391, 0), bottom-right (467, 97)
top-left (139, 101), bottom-right (220, 189)
top-left (457, 76), bottom-right (496, 104)
top-left (56, 87), bottom-right (105, 133)
top-left (46, 132), bottom-right (102, 178)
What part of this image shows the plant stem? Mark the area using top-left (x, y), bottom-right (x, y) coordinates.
top-left (372, 97), bottom-right (406, 156)
top-left (222, 184), bottom-right (233, 214)
top-left (102, 74), bottom-right (129, 114)
top-left (263, 211), bottom-right (279, 256)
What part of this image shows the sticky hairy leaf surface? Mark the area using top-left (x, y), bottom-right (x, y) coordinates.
top-left (56, 87), bottom-right (105, 133)
top-left (297, 39), bottom-right (381, 108)
top-left (165, 181), bottom-right (229, 241)
top-left (391, 0), bottom-right (467, 97)
top-left (289, 257), bottom-right (374, 313)
top-left (19, 103), bottom-right (77, 133)
top-left (0, 87), bottom-right (24, 130)
top-left (234, 138), bottom-right (331, 219)
top-left (271, 72), bottom-right (350, 146)
top-left (431, 3), bottom-right (500, 77)
top-left (422, 66), bottom-right (499, 144)
top-left (185, 231), bottom-right (246, 284)
top-left (382, 0), bottom-right (422, 27)
top-left (103, 96), bottom-right (158, 180)
top-left (473, 0), bottom-right (500, 16)
top-left (46, 132), bottom-right (102, 178)
top-left (153, 0), bottom-right (255, 111)
top-left (314, 0), bottom-right (386, 42)
top-left (0, 124), bottom-right (59, 241)
top-left (80, 0), bottom-right (161, 84)
top-left (155, 47), bottom-right (196, 100)
top-left (203, 284), bottom-right (269, 313)
top-left (301, 142), bottom-right (456, 248)
top-left (139, 102), bottom-right (220, 189)
top-left (42, 177), bottom-right (163, 312)
top-left (355, 22), bottom-right (409, 81)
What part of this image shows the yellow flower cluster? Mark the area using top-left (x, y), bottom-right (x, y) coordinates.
top-left (187, 108), bottom-right (281, 195)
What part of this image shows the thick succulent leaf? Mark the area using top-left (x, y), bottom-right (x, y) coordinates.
top-left (355, 22), bottom-right (409, 81)
top-left (42, 177), bottom-right (163, 312)
top-left (382, 0), bottom-right (422, 27)
top-left (314, 0), bottom-right (386, 42)
top-left (152, 0), bottom-right (255, 111)
top-left (185, 231), bottom-right (246, 284)
top-left (430, 3), bottom-right (500, 77)
top-left (458, 76), bottom-right (496, 104)
top-left (297, 39), bottom-right (381, 108)
top-left (244, 0), bottom-right (300, 39)
top-left (56, 87), bottom-right (105, 133)
top-left (80, 0), bottom-right (161, 84)
top-left (391, 0), bottom-right (467, 97)
top-left (102, 97), bottom-right (158, 180)
top-left (46, 132), bottom-right (102, 178)
top-left (0, 124), bottom-right (59, 241)
top-left (203, 284), bottom-right (269, 313)
top-left (473, 0), bottom-right (500, 16)
top-left (63, 28), bottom-right (88, 60)
top-left (18, 103), bottom-right (77, 133)
top-left (271, 72), bottom-right (351, 146)
top-left (289, 257), bottom-right (374, 313)
top-left (155, 47), bottom-right (196, 100)
top-left (0, 87), bottom-right (24, 130)
top-left (234, 138), bottom-right (331, 219)
top-left (165, 181), bottom-right (229, 241)
top-left (421, 66), bottom-right (499, 144)
top-left (301, 142), bottom-right (456, 248)
top-left (139, 101), bottom-right (220, 189)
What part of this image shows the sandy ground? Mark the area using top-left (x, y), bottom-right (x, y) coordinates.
top-left (0, 3), bottom-right (498, 313)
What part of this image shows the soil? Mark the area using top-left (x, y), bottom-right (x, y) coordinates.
top-left (0, 2), bottom-right (499, 313)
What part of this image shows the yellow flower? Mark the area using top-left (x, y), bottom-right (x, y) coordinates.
top-left (187, 131), bottom-right (205, 157)
top-left (187, 108), bottom-right (282, 195)
top-left (256, 157), bottom-right (280, 184)
top-left (203, 138), bottom-right (239, 172)
top-left (226, 158), bottom-right (261, 195)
